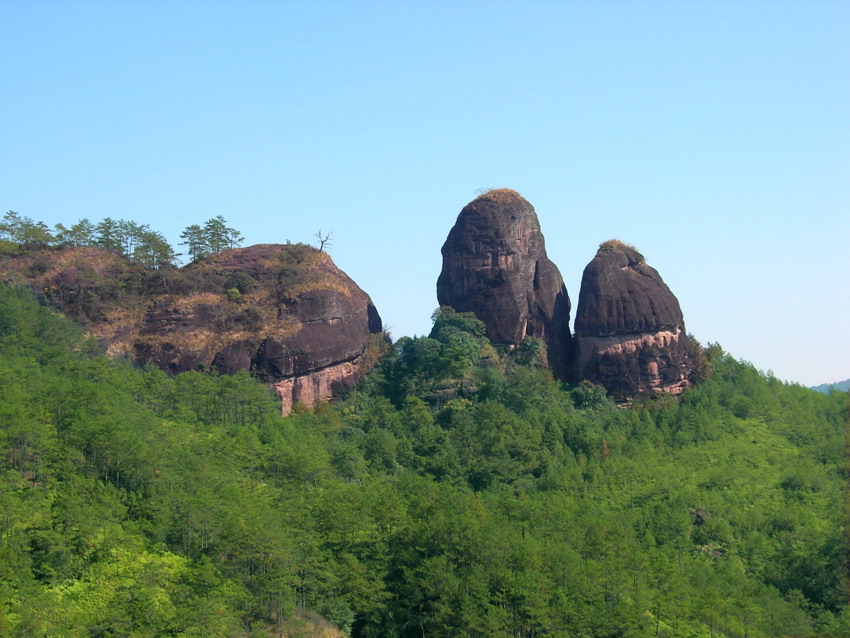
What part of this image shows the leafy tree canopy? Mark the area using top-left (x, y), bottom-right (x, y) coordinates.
top-left (0, 289), bottom-right (847, 637)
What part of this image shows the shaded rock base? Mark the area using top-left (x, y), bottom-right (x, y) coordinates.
top-left (272, 356), bottom-right (363, 416)
top-left (576, 327), bottom-right (692, 399)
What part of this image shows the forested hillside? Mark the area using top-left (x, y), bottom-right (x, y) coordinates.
top-left (1, 286), bottom-right (847, 637)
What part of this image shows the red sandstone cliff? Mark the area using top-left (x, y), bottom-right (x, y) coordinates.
top-left (574, 240), bottom-right (695, 398)
top-left (1, 243), bottom-right (385, 414)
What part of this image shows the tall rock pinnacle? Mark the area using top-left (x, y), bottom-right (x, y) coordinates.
top-left (436, 189), bottom-right (572, 377)
top-left (574, 240), bottom-right (694, 398)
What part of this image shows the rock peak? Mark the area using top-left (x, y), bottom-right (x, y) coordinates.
top-left (472, 188), bottom-right (524, 203)
top-left (597, 239), bottom-right (644, 265)
top-left (436, 190), bottom-right (572, 378)
top-left (575, 242), bottom-right (694, 397)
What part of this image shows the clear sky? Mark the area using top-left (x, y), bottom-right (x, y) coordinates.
top-left (2, 1), bottom-right (848, 386)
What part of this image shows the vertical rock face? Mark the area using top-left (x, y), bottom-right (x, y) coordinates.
top-left (132, 244), bottom-right (386, 415)
top-left (436, 189), bottom-right (572, 377)
top-left (574, 240), bottom-right (694, 398)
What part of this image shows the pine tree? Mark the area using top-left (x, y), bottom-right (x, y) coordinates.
top-left (202, 216), bottom-right (243, 254)
top-left (133, 229), bottom-right (177, 269)
top-left (95, 218), bottom-right (123, 253)
top-left (1, 211), bottom-right (56, 246)
top-left (180, 224), bottom-right (207, 262)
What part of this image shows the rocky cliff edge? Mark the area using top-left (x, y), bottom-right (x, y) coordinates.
top-left (1, 243), bottom-right (385, 414)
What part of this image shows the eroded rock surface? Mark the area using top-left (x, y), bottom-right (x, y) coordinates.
top-left (2, 243), bottom-right (385, 414)
top-left (436, 189), bottom-right (573, 377)
top-left (574, 240), bottom-right (694, 398)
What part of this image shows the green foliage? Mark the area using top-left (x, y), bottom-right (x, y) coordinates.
top-left (180, 216), bottom-right (243, 262)
top-left (688, 333), bottom-right (724, 385)
top-left (94, 217), bottom-right (124, 252)
top-left (1, 211), bottom-right (55, 246)
top-left (0, 285), bottom-right (846, 636)
top-left (429, 305), bottom-right (486, 341)
top-left (94, 218), bottom-right (170, 265)
top-left (132, 227), bottom-right (177, 269)
top-left (1, 210), bottom-right (251, 270)
top-left (179, 223), bottom-right (207, 261)
top-left (53, 218), bottom-right (95, 247)
top-left (2, 210), bottom-right (180, 271)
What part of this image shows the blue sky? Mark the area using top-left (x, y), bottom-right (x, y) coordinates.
top-left (2, 1), bottom-right (848, 386)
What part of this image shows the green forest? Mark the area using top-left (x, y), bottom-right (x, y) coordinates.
top-left (0, 284), bottom-right (847, 637)
top-left (0, 211), bottom-right (242, 267)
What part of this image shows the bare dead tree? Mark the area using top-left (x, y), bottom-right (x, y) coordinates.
top-left (314, 230), bottom-right (333, 252)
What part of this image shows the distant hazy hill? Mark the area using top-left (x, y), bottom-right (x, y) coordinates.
top-left (811, 378), bottom-right (850, 393)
